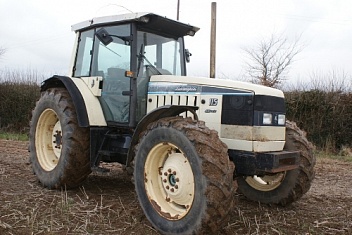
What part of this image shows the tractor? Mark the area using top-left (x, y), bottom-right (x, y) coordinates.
top-left (29, 12), bottom-right (315, 234)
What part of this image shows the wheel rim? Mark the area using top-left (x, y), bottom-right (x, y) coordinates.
top-left (144, 142), bottom-right (195, 220)
top-left (35, 108), bottom-right (62, 171)
top-left (245, 172), bottom-right (286, 191)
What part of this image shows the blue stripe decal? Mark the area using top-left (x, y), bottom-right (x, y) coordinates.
top-left (147, 82), bottom-right (252, 95)
top-left (148, 92), bottom-right (252, 95)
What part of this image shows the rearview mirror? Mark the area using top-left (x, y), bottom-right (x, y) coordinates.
top-left (185, 49), bottom-right (192, 63)
top-left (95, 28), bottom-right (113, 46)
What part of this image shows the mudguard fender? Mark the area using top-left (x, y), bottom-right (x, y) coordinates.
top-left (41, 75), bottom-right (106, 127)
top-left (126, 105), bottom-right (198, 167)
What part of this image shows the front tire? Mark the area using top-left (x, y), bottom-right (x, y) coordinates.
top-left (237, 121), bottom-right (315, 206)
top-left (134, 117), bottom-right (235, 234)
top-left (29, 88), bottom-right (91, 189)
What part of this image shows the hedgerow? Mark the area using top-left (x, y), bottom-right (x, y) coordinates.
top-left (0, 70), bottom-right (41, 133)
top-left (1, 69), bottom-right (351, 152)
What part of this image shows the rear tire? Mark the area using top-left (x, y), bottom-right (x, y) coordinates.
top-left (237, 120), bottom-right (315, 206)
top-left (134, 117), bottom-right (235, 234)
top-left (29, 88), bottom-right (91, 189)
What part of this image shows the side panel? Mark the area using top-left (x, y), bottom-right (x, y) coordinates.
top-left (81, 76), bottom-right (103, 97)
top-left (197, 94), bottom-right (222, 134)
top-left (71, 77), bottom-right (107, 126)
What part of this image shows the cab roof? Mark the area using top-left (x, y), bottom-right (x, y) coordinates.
top-left (71, 12), bottom-right (200, 38)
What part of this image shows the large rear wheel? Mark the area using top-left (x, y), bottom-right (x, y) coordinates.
top-left (134, 117), bottom-right (235, 234)
top-left (29, 88), bottom-right (91, 189)
top-left (237, 121), bottom-right (315, 205)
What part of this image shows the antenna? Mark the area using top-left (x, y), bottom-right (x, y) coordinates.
top-left (95, 4), bottom-right (134, 17)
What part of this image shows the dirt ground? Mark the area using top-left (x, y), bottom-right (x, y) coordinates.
top-left (0, 139), bottom-right (351, 235)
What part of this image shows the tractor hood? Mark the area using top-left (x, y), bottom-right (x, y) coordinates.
top-left (149, 75), bottom-right (284, 98)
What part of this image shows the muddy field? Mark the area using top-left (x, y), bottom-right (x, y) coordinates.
top-left (0, 139), bottom-right (351, 235)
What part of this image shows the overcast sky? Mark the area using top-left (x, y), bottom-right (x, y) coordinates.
top-left (1, 0), bottom-right (352, 84)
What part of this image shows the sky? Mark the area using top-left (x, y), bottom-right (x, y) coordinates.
top-left (1, 0), bottom-right (352, 85)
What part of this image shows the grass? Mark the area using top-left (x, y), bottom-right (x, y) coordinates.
top-left (315, 149), bottom-right (352, 162)
top-left (0, 131), bottom-right (28, 141)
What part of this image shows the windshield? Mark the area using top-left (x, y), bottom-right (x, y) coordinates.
top-left (136, 31), bottom-right (183, 77)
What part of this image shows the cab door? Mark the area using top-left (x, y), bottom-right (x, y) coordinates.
top-left (91, 24), bottom-right (131, 124)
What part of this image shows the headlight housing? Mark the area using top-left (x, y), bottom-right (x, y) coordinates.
top-left (278, 114), bottom-right (286, 125)
top-left (263, 113), bottom-right (273, 125)
top-left (262, 113), bottom-right (285, 125)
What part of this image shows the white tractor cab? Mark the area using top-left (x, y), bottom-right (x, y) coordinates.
top-left (30, 13), bottom-right (315, 234)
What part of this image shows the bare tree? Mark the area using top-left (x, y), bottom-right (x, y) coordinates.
top-left (0, 47), bottom-right (6, 59)
top-left (242, 34), bottom-right (303, 88)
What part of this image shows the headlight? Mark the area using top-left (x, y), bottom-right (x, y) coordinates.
top-left (263, 113), bottom-right (272, 125)
top-left (278, 114), bottom-right (286, 125)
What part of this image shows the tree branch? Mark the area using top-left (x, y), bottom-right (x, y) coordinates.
top-left (242, 33), bottom-right (303, 87)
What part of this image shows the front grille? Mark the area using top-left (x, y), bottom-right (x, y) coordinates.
top-left (154, 94), bottom-right (198, 107)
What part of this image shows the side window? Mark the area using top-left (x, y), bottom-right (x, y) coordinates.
top-left (73, 30), bottom-right (94, 77)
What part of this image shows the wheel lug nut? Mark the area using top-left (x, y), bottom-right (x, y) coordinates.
top-left (166, 197), bottom-right (170, 202)
top-left (171, 188), bottom-right (174, 192)
top-left (173, 171), bottom-right (176, 175)
top-left (163, 179), bottom-right (167, 183)
top-left (166, 186), bottom-right (169, 190)
top-left (168, 168), bottom-right (172, 173)
top-left (176, 178), bottom-right (179, 182)
top-left (175, 185), bottom-right (178, 189)
top-left (164, 172), bottom-right (168, 176)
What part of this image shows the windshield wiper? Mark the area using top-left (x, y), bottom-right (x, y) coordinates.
top-left (136, 44), bottom-right (161, 77)
top-left (99, 42), bottom-right (121, 57)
